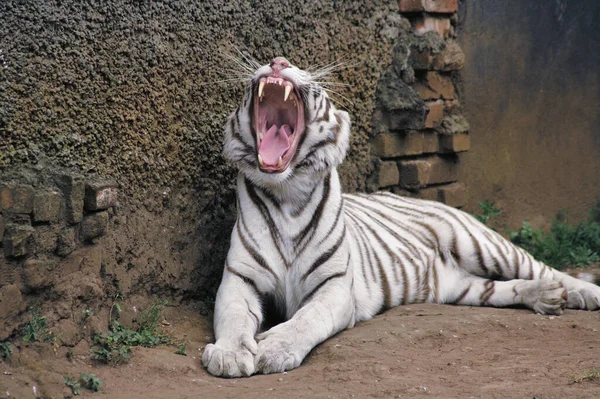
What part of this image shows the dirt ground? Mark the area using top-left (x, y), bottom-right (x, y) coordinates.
top-left (2, 303), bottom-right (600, 399)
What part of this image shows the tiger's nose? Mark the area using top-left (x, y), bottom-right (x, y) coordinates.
top-left (270, 57), bottom-right (290, 72)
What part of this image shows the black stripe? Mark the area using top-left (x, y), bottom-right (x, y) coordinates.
top-left (315, 97), bottom-right (331, 123)
top-left (236, 222), bottom-right (277, 281)
top-left (226, 263), bottom-right (261, 296)
top-left (345, 210), bottom-right (379, 283)
top-left (451, 284), bottom-right (471, 304)
top-left (244, 178), bottom-right (290, 268)
top-left (239, 206), bottom-right (260, 249)
top-left (317, 198), bottom-right (344, 246)
top-left (344, 197), bottom-right (425, 262)
top-left (346, 221), bottom-right (371, 295)
top-left (294, 174), bottom-right (332, 251)
top-left (480, 280), bottom-right (495, 303)
top-left (301, 226), bottom-right (346, 281)
top-left (299, 255), bottom-right (350, 308)
top-left (345, 209), bottom-right (394, 309)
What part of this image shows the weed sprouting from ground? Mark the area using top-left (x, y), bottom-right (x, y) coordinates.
top-left (474, 201), bottom-right (600, 270)
top-left (65, 373), bottom-right (103, 394)
top-left (175, 344), bottom-right (188, 356)
top-left (0, 341), bottom-right (12, 361)
top-left (91, 301), bottom-right (169, 365)
top-left (64, 376), bottom-right (81, 395)
top-left (80, 373), bottom-right (103, 392)
top-left (22, 307), bottom-right (54, 343)
top-left (569, 366), bottom-right (600, 384)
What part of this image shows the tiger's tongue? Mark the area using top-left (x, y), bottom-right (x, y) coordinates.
top-left (258, 124), bottom-right (291, 166)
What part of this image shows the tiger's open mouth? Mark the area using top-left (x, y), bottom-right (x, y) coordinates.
top-left (254, 76), bottom-right (305, 173)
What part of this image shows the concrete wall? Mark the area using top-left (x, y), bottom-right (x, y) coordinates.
top-left (458, 0), bottom-right (600, 229)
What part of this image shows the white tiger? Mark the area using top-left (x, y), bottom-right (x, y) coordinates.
top-left (202, 57), bottom-right (600, 378)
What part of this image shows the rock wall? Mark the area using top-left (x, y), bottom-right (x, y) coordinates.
top-left (369, 0), bottom-right (470, 208)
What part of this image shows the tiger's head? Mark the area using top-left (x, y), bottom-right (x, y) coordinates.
top-left (224, 57), bottom-right (351, 194)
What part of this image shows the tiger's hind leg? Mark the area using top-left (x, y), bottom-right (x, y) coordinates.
top-left (441, 208), bottom-right (600, 311)
top-left (442, 272), bottom-right (568, 315)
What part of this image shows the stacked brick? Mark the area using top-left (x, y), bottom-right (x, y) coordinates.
top-left (0, 174), bottom-right (118, 260)
top-left (371, 0), bottom-right (469, 208)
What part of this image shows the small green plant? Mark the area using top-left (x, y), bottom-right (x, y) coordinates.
top-left (0, 341), bottom-right (12, 361)
top-left (91, 301), bottom-right (169, 365)
top-left (511, 212), bottom-right (600, 270)
top-left (137, 300), bottom-right (168, 332)
top-left (80, 373), bottom-right (103, 392)
top-left (64, 376), bottom-right (81, 396)
top-left (175, 344), bottom-right (188, 356)
top-left (569, 365), bottom-right (600, 384)
top-left (82, 309), bottom-right (94, 321)
top-left (22, 307), bottom-right (54, 343)
top-left (473, 200), bottom-right (503, 226)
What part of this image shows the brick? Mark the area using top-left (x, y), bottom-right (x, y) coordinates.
top-left (399, 0), bottom-right (458, 13)
top-left (0, 214), bottom-right (3, 242)
top-left (56, 228), bottom-right (77, 257)
top-left (425, 100), bottom-right (444, 128)
top-left (80, 211), bottom-right (108, 241)
top-left (437, 114), bottom-right (470, 134)
top-left (85, 181), bottom-right (118, 211)
top-left (33, 190), bottom-right (62, 223)
top-left (376, 161), bottom-right (400, 188)
top-left (433, 40), bottom-right (465, 71)
top-left (410, 40), bottom-right (464, 72)
top-left (417, 186), bottom-right (440, 201)
top-left (56, 174), bottom-right (85, 224)
top-left (398, 155), bottom-right (458, 189)
top-left (437, 182), bottom-right (466, 207)
top-left (439, 133), bottom-right (470, 153)
top-left (3, 224), bottom-right (34, 257)
top-left (414, 72), bottom-right (454, 100)
top-left (412, 14), bottom-right (452, 37)
top-left (0, 284), bottom-right (26, 340)
top-left (32, 226), bottom-right (59, 254)
top-left (417, 183), bottom-right (465, 207)
top-left (0, 183), bottom-right (34, 213)
top-left (371, 131), bottom-right (424, 158)
top-left (422, 130), bottom-right (439, 153)
top-left (22, 259), bottom-right (57, 292)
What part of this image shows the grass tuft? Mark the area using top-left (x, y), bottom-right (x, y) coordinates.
top-left (569, 366), bottom-right (600, 384)
top-left (0, 341), bottom-right (12, 361)
top-left (22, 307), bottom-right (54, 343)
top-left (91, 301), bottom-right (169, 365)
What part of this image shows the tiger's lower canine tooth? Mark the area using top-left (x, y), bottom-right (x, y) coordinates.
top-left (258, 154), bottom-right (265, 167)
top-left (284, 85), bottom-right (292, 102)
top-left (277, 156), bottom-right (283, 168)
top-left (258, 81), bottom-right (265, 98)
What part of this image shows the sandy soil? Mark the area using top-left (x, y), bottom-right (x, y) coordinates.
top-left (2, 303), bottom-right (600, 399)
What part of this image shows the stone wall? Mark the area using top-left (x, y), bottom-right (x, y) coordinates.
top-left (0, 0), bottom-right (411, 339)
top-left (369, 0), bottom-right (469, 208)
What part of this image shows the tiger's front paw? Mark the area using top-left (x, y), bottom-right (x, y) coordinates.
top-left (567, 286), bottom-right (600, 310)
top-left (202, 334), bottom-right (257, 378)
top-left (255, 328), bottom-right (303, 374)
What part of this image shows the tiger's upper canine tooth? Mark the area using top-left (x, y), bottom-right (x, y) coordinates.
top-left (258, 81), bottom-right (265, 98)
top-left (277, 156), bottom-right (283, 168)
top-left (284, 85), bottom-right (292, 102)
